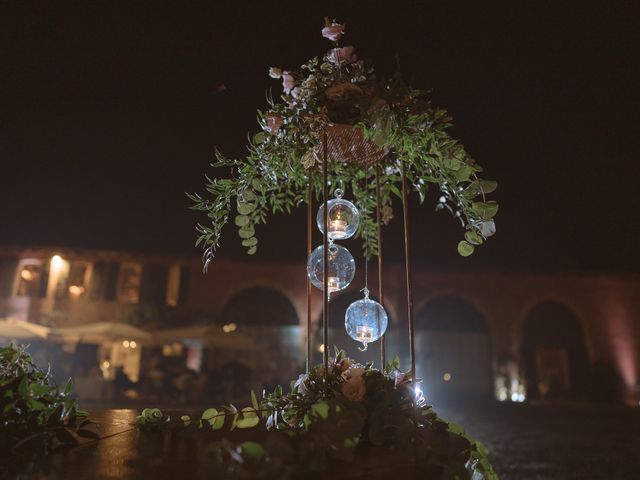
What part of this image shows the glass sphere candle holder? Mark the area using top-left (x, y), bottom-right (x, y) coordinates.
top-left (307, 244), bottom-right (355, 297)
top-left (316, 191), bottom-right (360, 240)
top-left (345, 292), bottom-right (388, 351)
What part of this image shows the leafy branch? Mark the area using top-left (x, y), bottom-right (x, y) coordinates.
top-left (190, 19), bottom-right (498, 268)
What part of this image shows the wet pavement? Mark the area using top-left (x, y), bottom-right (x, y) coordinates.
top-left (440, 402), bottom-right (640, 480)
top-left (6, 403), bottom-right (640, 479)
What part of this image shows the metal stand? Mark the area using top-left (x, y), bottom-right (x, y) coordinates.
top-left (401, 160), bottom-right (416, 382)
top-left (375, 165), bottom-right (386, 368)
top-left (306, 182), bottom-right (313, 373)
top-left (322, 131), bottom-right (330, 377)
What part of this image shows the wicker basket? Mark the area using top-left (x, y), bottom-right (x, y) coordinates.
top-left (318, 124), bottom-right (386, 167)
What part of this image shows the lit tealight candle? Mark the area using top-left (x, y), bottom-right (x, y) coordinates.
top-left (327, 276), bottom-right (340, 292)
top-left (356, 325), bottom-right (374, 343)
top-left (329, 218), bottom-right (348, 239)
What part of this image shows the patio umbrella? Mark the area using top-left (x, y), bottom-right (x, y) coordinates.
top-left (153, 325), bottom-right (260, 351)
top-left (50, 321), bottom-right (152, 344)
top-left (0, 318), bottom-right (50, 340)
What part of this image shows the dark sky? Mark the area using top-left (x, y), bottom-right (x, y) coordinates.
top-left (1, 1), bottom-right (638, 273)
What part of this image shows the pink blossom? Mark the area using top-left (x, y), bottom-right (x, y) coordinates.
top-left (328, 46), bottom-right (356, 65)
top-left (282, 72), bottom-right (295, 94)
top-left (264, 115), bottom-right (283, 134)
top-left (322, 23), bottom-right (345, 42)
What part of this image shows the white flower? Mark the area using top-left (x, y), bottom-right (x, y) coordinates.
top-left (294, 373), bottom-right (309, 395)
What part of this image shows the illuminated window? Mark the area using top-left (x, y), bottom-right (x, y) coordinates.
top-left (16, 263), bottom-right (43, 298)
top-left (117, 263), bottom-right (142, 303)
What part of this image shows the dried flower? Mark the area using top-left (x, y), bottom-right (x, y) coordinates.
top-left (269, 67), bottom-right (283, 79)
top-left (301, 149), bottom-right (316, 169)
top-left (382, 205), bottom-right (394, 225)
top-left (341, 367), bottom-right (366, 401)
top-left (264, 115), bottom-right (283, 134)
top-left (322, 23), bottom-right (345, 42)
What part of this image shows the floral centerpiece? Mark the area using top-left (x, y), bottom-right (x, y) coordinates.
top-left (190, 18), bottom-right (498, 269)
top-left (139, 350), bottom-right (498, 479)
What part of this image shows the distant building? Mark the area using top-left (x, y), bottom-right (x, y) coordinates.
top-left (0, 245), bottom-right (638, 405)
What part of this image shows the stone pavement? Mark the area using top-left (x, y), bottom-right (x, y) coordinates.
top-left (439, 402), bottom-right (640, 480)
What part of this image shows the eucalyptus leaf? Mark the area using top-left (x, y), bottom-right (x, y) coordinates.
top-left (457, 240), bottom-right (475, 257)
top-left (471, 201), bottom-right (499, 220)
top-left (235, 215), bottom-right (250, 227)
top-left (236, 407), bottom-right (259, 429)
top-left (464, 231), bottom-right (484, 246)
top-left (238, 227), bottom-right (255, 239)
top-left (242, 237), bottom-right (258, 247)
top-left (242, 190), bottom-right (257, 202)
top-left (237, 203), bottom-right (254, 215)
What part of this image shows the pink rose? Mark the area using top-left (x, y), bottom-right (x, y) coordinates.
top-left (264, 115), bottom-right (282, 134)
top-left (322, 23), bottom-right (345, 42)
top-left (282, 72), bottom-right (295, 94)
top-left (328, 46), bottom-right (356, 65)
top-left (341, 367), bottom-right (366, 401)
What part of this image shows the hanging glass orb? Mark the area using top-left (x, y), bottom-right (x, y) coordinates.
top-left (316, 190), bottom-right (360, 240)
top-left (345, 293), bottom-right (388, 351)
top-left (307, 244), bottom-right (355, 296)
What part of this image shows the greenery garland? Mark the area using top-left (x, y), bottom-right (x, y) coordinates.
top-left (0, 344), bottom-right (98, 473)
top-left (138, 349), bottom-right (498, 479)
top-left (190, 18), bottom-right (498, 269)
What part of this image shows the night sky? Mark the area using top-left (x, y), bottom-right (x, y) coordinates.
top-left (1, 2), bottom-right (638, 273)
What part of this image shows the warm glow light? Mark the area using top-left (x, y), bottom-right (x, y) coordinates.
top-left (102, 361), bottom-right (110, 369)
top-left (21, 269), bottom-right (34, 281)
top-left (317, 343), bottom-right (325, 353)
top-left (327, 276), bottom-right (340, 293)
top-left (122, 340), bottom-right (130, 348)
top-left (69, 285), bottom-right (85, 296)
top-left (222, 322), bottom-right (237, 333)
top-left (51, 255), bottom-right (64, 270)
top-left (443, 372), bottom-right (452, 382)
top-left (130, 340), bottom-right (137, 349)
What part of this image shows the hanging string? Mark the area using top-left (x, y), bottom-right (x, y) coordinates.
top-left (362, 167), bottom-right (370, 299)
top-left (358, 166), bottom-right (372, 353)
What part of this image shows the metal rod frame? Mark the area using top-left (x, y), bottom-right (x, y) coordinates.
top-left (375, 165), bottom-right (386, 368)
top-left (306, 181), bottom-right (313, 373)
top-left (322, 131), bottom-right (329, 377)
top-left (401, 159), bottom-right (416, 383)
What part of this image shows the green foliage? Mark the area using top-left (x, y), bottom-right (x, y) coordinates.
top-left (137, 348), bottom-right (499, 479)
top-left (190, 20), bottom-right (498, 269)
top-left (0, 344), bottom-right (93, 463)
